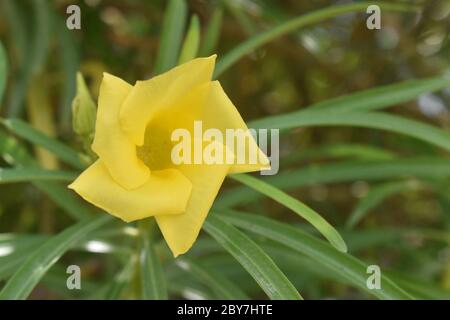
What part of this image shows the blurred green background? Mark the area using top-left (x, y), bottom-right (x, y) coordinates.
top-left (1, 0), bottom-right (450, 300)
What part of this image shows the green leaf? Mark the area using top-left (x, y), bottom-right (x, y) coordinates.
top-left (220, 210), bottom-right (413, 300)
top-left (214, 2), bottom-right (416, 77)
top-left (310, 76), bottom-right (450, 113)
top-left (176, 258), bottom-right (250, 300)
top-left (57, 14), bottom-right (80, 129)
top-left (0, 215), bottom-right (112, 300)
top-left (387, 273), bottom-right (450, 300)
top-left (203, 215), bottom-right (302, 300)
top-left (223, 0), bottom-right (257, 35)
top-left (199, 7), bottom-right (223, 56)
top-left (0, 167), bottom-right (77, 184)
top-left (166, 274), bottom-right (216, 299)
top-left (250, 112), bottom-right (450, 153)
top-left (6, 0), bottom-right (51, 116)
top-left (103, 259), bottom-right (135, 300)
top-left (282, 143), bottom-right (395, 166)
top-left (154, 0), bottom-right (188, 74)
top-left (346, 181), bottom-right (414, 229)
top-left (259, 240), bottom-right (450, 300)
top-left (218, 158), bottom-right (450, 206)
top-left (230, 174), bottom-right (347, 253)
top-left (0, 118), bottom-right (85, 169)
top-left (33, 181), bottom-right (93, 220)
top-left (139, 221), bottom-right (168, 300)
top-left (0, 130), bottom-right (91, 220)
top-left (178, 15), bottom-right (200, 64)
top-left (0, 235), bottom-right (47, 281)
top-left (0, 41), bottom-right (7, 105)
top-left (0, 129), bottom-right (34, 166)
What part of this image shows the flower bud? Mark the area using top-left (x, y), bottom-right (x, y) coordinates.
top-left (72, 72), bottom-right (96, 139)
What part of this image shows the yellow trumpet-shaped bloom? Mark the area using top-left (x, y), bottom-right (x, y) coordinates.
top-left (69, 55), bottom-right (270, 257)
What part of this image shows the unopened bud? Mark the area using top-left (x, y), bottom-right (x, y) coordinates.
top-left (72, 72), bottom-right (96, 138)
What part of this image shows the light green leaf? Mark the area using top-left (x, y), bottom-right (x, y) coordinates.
top-left (176, 258), bottom-right (250, 300)
top-left (0, 130), bottom-right (91, 220)
top-left (0, 215), bottom-right (112, 300)
top-left (387, 273), bottom-right (450, 300)
top-left (139, 221), bottom-right (168, 300)
top-left (282, 143), bottom-right (395, 166)
top-left (203, 215), bottom-right (302, 300)
top-left (223, 0), bottom-right (257, 35)
top-left (346, 181), bottom-right (414, 229)
top-left (154, 0), bottom-right (187, 74)
top-left (57, 15), bottom-right (80, 129)
top-left (103, 259), bottom-right (135, 300)
top-left (214, 2), bottom-right (416, 77)
top-left (220, 210), bottom-right (413, 300)
top-left (178, 15), bottom-right (200, 64)
top-left (0, 41), bottom-right (7, 105)
top-left (230, 174), bottom-right (347, 252)
top-left (0, 235), bottom-right (47, 281)
top-left (34, 181), bottom-right (94, 220)
top-left (0, 118), bottom-right (85, 169)
top-left (0, 167), bottom-right (77, 184)
top-left (310, 76), bottom-right (450, 113)
top-left (250, 112), bottom-right (450, 153)
top-left (199, 7), bottom-right (223, 56)
top-left (218, 158), bottom-right (450, 206)
top-left (6, 0), bottom-right (51, 116)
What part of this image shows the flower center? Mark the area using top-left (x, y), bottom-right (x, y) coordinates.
top-left (136, 123), bottom-right (175, 171)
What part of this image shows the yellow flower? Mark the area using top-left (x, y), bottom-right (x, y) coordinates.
top-left (69, 56), bottom-right (269, 256)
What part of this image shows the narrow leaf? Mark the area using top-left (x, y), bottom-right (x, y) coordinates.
top-left (220, 210), bottom-right (412, 300)
top-left (0, 130), bottom-right (91, 220)
top-left (218, 158), bottom-right (450, 207)
top-left (214, 2), bottom-right (416, 77)
top-left (154, 0), bottom-right (188, 74)
top-left (0, 167), bottom-right (77, 184)
top-left (176, 258), bottom-right (249, 299)
top-left (0, 41), bottom-right (7, 105)
top-left (57, 15), bottom-right (80, 129)
top-left (346, 181), bottom-right (413, 229)
top-left (199, 7), bottom-right (223, 56)
top-left (203, 215), bottom-right (302, 300)
top-left (230, 174), bottom-right (347, 252)
top-left (6, 0), bottom-right (51, 116)
top-left (103, 259), bottom-right (135, 300)
top-left (139, 222), bottom-right (168, 300)
top-left (0, 118), bottom-right (85, 169)
top-left (178, 15), bottom-right (201, 64)
top-left (250, 111), bottom-right (450, 153)
top-left (311, 76), bottom-right (450, 113)
top-left (282, 143), bottom-right (395, 166)
top-left (0, 215), bottom-right (112, 299)
top-left (33, 181), bottom-right (93, 220)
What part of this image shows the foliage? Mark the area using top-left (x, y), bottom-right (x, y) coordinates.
top-left (0, 0), bottom-right (449, 300)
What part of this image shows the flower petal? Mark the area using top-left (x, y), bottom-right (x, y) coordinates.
top-left (155, 162), bottom-right (230, 257)
top-left (92, 73), bottom-right (150, 190)
top-left (69, 160), bottom-right (192, 222)
top-left (120, 56), bottom-right (216, 146)
top-left (202, 81), bottom-right (270, 173)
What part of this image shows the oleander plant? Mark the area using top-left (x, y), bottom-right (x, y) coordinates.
top-left (1, 0), bottom-right (450, 300)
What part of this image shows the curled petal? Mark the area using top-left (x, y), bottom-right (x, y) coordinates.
top-left (92, 73), bottom-right (150, 190)
top-left (156, 161), bottom-right (230, 257)
top-left (202, 81), bottom-right (271, 173)
top-left (69, 160), bottom-right (192, 222)
top-left (120, 56), bottom-right (216, 146)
